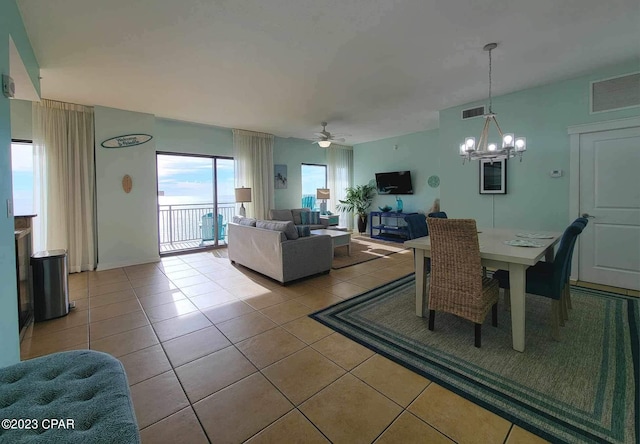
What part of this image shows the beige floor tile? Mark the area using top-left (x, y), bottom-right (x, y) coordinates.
top-left (89, 280), bottom-right (133, 296)
top-left (262, 348), bottom-right (345, 405)
top-left (274, 283), bottom-right (317, 298)
top-left (330, 267), bottom-right (366, 280)
top-left (89, 288), bottom-right (138, 308)
top-left (89, 298), bottom-right (142, 323)
top-left (130, 371), bottom-right (190, 429)
top-left (506, 426), bottom-right (550, 444)
top-left (152, 312), bottom-right (212, 342)
top-left (352, 354), bottom-right (430, 407)
top-left (193, 373), bottom-right (293, 443)
top-left (163, 326), bottom-right (231, 367)
top-left (305, 273), bottom-right (346, 289)
top-left (170, 274), bottom-right (210, 288)
top-left (216, 311), bottom-right (278, 343)
top-left (282, 316), bottom-right (335, 344)
top-left (245, 409), bottom-right (329, 444)
top-left (408, 383), bottom-right (511, 444)
top-left (214, 275), bottom-right (257, 290)
top-left (260, 300), bottom-right (313, 325)
top-left (300, 373), bottom-right (402, 444)
top-left (180, 281), bottom-right (224, 297)
top-left (188, 289), bottom-right (236, 310)
top-left (119, 344), bottom-right (172, 385)
top-left (175, 346), bottom-right (256, 402)
top-left (140, 407), bottom-right (208, 444)
top-left (376, 411), bottom-right (453, 444)
top-left (158, 262), bottom-right (191, 272)
top-left (294, 291), bottom-right (343, 310)
top-left (236, 327), bottom-right (306, 369)
top-left (90, 325), bottom-right (159, 357)
top-left (242, 290), bottom-right (291, 310)
top-left (138, 289), bottom-right (187, 309)
top-left (70, 297), bottom-right (89, 311)
top-left (163, 268), bottom-right (203, 281)
top-left (88, 269), bottom-right (128, 285)
top-left (326, 282), bottom-right (367, 299)
top-left (90, 310), bottom-right (150, 340)
top-left (312, 333), bottom-right (375, 370)
top-left (134, 281), bottom-right (179, 298)
top-left (28, 309), bottom-right (88, 338)
top-left (20, 325), bottom-right (88, 358)
top-left (200, 300), bottom-right (255, 324)
top-left (345, 274), bottom-right (393, 290)
top-left (126, 268), bottom-right (166, 281)
top-left (129, 275), bottom-right (172, 289)
top-left (145, 299), bottom-right (199, 323)
top-left (69, 288), bottom-right (89, 300)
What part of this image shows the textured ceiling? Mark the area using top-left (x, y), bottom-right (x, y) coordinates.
top-left (17, 0), bottom-right (640, 144)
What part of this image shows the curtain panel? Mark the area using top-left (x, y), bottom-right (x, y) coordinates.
top-left (327, 145), bottom-right (354, 229)
top-left (32, 99), bottom-right (96, 272)
top-left (232, 129), bottom-right (274, 220)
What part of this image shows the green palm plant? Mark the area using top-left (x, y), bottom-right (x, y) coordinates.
top-left (336, 184), bottom-right (377, 233)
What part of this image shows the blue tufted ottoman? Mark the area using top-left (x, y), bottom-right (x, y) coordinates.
top-left (0, 350), bottom-right (140, 443)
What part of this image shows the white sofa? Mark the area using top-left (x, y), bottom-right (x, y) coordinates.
top-left (228, 221), bottom-right (333, 284)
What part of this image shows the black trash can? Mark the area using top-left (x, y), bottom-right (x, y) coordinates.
top-left (31, 249), bottom-right (69, 322)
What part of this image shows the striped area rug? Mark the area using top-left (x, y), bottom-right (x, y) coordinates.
top-left (311, 275), bottom-right (639, 444)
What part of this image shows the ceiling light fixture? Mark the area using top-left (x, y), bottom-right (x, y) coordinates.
top-left (459, 43), bottom-right (527, 164)
top-left (318, 140), bottom-right (332, 148)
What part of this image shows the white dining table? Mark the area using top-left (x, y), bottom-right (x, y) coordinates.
top-left (404, 228), bottom-right (562, 352)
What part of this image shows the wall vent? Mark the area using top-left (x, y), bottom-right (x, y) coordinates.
top-left (591, 72), bottom-right (640, 113)
top-left (461, 106), bottom-right (485, 119)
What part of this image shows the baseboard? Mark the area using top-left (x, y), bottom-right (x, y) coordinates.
top-left (96, 256), bottom-right (161, 271)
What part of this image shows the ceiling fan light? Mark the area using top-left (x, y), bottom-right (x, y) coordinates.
top-left (318, 140), bottom-right (331, 148)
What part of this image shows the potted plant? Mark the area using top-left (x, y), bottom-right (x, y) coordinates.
top-left (337, 184), bottom-right (377, 234)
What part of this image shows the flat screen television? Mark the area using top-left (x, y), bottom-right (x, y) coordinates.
top-left (375, 171), bottom-right (413, 195)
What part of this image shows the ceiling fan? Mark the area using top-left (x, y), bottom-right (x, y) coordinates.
top-left (311, 122), bottom-right (349, 147)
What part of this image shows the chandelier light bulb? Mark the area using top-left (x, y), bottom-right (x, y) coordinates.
top-left (465, 137), bottom-right (476, 150)
top-left (460, 143), bottom-right (466, 155)
top-left (488, 143), bottom-right (497, 151)
top-left (503, 134), bottom-right (514, 147)
top-left (515, 137), bottom-right (526, 151)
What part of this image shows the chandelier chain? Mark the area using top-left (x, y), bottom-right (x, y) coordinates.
top-left (488, 47), bottom-right (493, 114)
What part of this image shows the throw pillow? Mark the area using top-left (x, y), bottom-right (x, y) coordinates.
top-left (235, 216), bottom-right (257, 227)
top-left (310, 211), bottom-right (320, 225)
top-left (268, 209), bottom-right (294, 223)
top-left (295, 225), bottom-right (310, 237)
top-left (300, 211), bottom-right (310, 225)
top-left (256, 220), bottom-right (299, 240)
top-left (291, 208), bottom-right (309, 225)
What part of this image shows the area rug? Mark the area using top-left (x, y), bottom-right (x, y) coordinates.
top-left (311, 275), bottom-right (638, 444)
top-left (331, 236), bottom-right (407, 269)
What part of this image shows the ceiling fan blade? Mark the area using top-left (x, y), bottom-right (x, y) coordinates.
top-left (311, 140), bottom-right (319, 144)
top-left (314, 132), bottom-right (327, 137)
top-left (330, 133), bottom-right (350, 138)
top-left (334, 138), bottom-right (346, 142)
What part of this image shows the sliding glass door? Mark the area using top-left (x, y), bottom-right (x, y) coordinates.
top-left (156, 153), bottom-right (234, 254)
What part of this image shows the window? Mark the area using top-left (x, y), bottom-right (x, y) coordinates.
top-left (301, 163), bottom-right (326, 208)
top-left (11, 140), bottom-right (34, 215)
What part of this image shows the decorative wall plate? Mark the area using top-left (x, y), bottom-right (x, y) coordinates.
top-left (122, 175), bottom-right (133, 194)
top-left (428, 175), bottom-right (440, 188)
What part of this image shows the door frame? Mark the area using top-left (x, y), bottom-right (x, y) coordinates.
top-left (567, 116), bottom-right (640, 281)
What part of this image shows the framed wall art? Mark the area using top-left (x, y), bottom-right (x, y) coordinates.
top-left (274, 164), bottom-right (288, 189)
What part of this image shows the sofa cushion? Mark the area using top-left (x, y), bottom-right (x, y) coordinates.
top-left (295, 225), bottom-right (311, 237)
top-left (257, 219), bottom-right (299, 240)
top-left (268, 209), bottom-right (294, 223)
top-left (291, 208), bottom-right (310, 225)
top-left (301, 211), bottom-right (321, 225)
top-left (233, 216), bottom-right (257, 227)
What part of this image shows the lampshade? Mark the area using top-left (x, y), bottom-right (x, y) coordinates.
top-left (318, 140), bottom-right (331, 148)
top-left (234, 187), bottom-right (252, 203)
top-left (316, 188), bottom-right (330, 200)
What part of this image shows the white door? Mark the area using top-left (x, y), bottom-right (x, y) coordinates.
top-left (578, 126), bottom-right (640, 291)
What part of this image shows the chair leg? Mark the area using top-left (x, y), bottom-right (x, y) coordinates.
top-left (428, 310), bottom-right (435, 331)
top-left (474, 323), bottom-right (481, 348)
top-left (560, 295), bottom-right (567, 325)
top-left (503, 288), bottom-right (511, 311)
top-left (565, 284), bottom-right (572, 310)
top-left (551, 300), bottom-right (560, 341)
top-left (491, 303), bottom-right (498, 327)
top-left (482, 266), bottom-right (487, 278)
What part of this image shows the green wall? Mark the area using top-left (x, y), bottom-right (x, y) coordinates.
top-left (0, 0), bottom-right (39, 367)
top-left (10, 99), bottom-right (32, 139)
top-left (353, 129), bottom-right (440, 214)
top-left (273, 137), bottom-right (329, 209)
top-left (439, 60), bottom-right (640, 231)
top-left (155, 118), bottom-right (233, 157)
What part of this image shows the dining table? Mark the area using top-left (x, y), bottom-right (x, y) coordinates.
top-left (404, 228), bottom-right (562, 352)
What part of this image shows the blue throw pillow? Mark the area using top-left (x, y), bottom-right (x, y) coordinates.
top-left (310, 211), bottom-right (320, 225)
top-left (300, 211), bottom-right (310, 225)
top-left (296, 225), bottom-right (310, 237)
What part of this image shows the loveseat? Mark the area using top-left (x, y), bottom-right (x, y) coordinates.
top-left (228, 217), bottom-right (333, 284)
top-left (269, 208), bottom-right (330, 230)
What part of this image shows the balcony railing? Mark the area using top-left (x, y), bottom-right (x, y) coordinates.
top-left (158, 202), bottom-right (236, 247)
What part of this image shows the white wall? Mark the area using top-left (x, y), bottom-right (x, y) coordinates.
top-left (94, 106), bottom-right (159, 270)
top-left (9, 99), bottom-right (32, 140)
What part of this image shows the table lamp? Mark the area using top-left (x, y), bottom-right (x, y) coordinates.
top-left (235, 187), bottom-right (252, 217)
top-left (316, 188), bottom-right (330, 215)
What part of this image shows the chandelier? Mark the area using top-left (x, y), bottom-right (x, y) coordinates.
top-left (459, 43), bottom-right (526, 163)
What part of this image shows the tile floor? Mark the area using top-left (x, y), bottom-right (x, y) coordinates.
top-left (21, 248), bottom-right (629, 443)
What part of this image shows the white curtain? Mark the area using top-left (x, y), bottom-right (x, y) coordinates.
top-left (32, 99), bottom-right (96, 273)
top-left (232, 129), bottom-right (274, 220)
top-left (327, 145), bottom-right (354, 229)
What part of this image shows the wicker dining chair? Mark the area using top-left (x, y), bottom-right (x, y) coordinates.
top-left (427, 218), bottom-right (499, 348)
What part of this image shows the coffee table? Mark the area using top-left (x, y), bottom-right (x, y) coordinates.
top-left (310, 229), bottom-right (351, 255)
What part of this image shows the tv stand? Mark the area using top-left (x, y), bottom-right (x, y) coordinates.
top-left (369, 211), bottom-right (417, 243)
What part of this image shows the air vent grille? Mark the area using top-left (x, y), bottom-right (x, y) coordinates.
top-left (461, 106), bottom-right (485, 119)
top-left (592, 73), bottom-right (640, 113)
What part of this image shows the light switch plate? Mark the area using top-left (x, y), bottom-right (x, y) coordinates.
top-left (550, 169), bottom-right (563, 178)
top-left (6, 199), bottom-right (13, 217)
